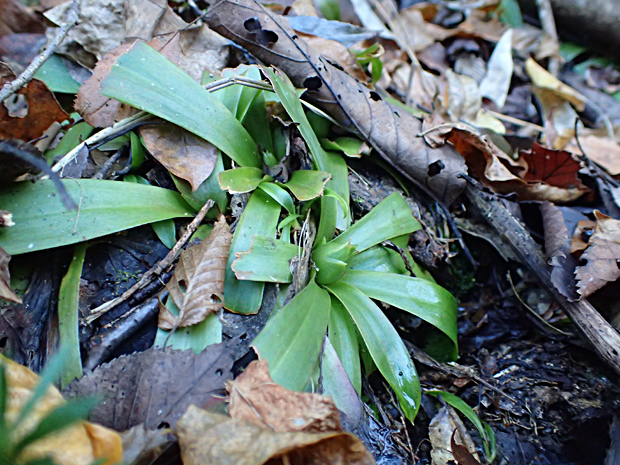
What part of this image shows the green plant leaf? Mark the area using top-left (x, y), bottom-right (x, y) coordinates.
top-left (328, 296), bottom-right (361, 394)
top-left (129, 131), bottom-right (145, 171)
top-left (44, 122), bottom-right (94, 163)
top-left (258, 182), bottom-right (295, 214)
top-left (427, 390), bottom-right (497, 462)
top-left (281, 170), bottom-right (331, 201)
top-left (218, 167), bottom-right (265, 194)
top-left (347, 246), bottom-right (408, 275)
top-left (151, 219), bottom-right (176, 249)
top-left (321, 336), bottom-right (361, 424)
top-left (329, 192), bottom-right (419, 253)
top-left (326, 281), bottom-right (420, 420)
top-left (58, 243), bottom-right (87, 388)
top-left (244, 90), bottom-right (274, 154)
top-left (252, 279), bottom-right (330, 391)
top-left (224, 189), bottom-right (281, 314)
top-left (312, 238), bottom-right (357, 285)
top-left (0, 180), bottom-right (194, 255)
top-left (232, 236), bottom-right (300, 283)
top-left (154, 295), bottom-right (221, 353)
top-left (100, 41), bottom-right (261, 168)
top-left (34, 54), bottom-right (80, 94)
top-left (262, 67), bottom-right (350, 229)
top-left (320, 137), bottom-right (365, 158)
top-left (341, 270), bottom-right (458, 360)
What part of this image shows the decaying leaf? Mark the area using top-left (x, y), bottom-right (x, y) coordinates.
top-left (0, 62), bottom-right (68, 141)
top-left (63, 343), bottom-right (235, 431)
top-left (175, 405), bottom-right (376, 465)
top-left (575, 211), bottom-right (620, 298)
top-left (0, 246), bottom-right (20, 303)
top-left (141, 123), bottom-right (218, 192)
top-left (1, 354), bottom-right (122, 465)
top-left (228, 359), bottom-right (341, 433)
top-left (566, 134), bottom-right (620, 176)
top-left (205, 0), bottom-right (467, 205)
top-left (429, 404), bottom-right (481, 465)
top-left (159, 215), bottom-right (232, 329)
top-left (541, 202), bottom-right (579, 301)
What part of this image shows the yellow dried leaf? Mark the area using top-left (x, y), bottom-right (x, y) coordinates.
top-left (0, 354), bottom-right (122, 465)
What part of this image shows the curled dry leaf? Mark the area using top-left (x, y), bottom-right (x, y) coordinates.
top-left (176, 405), bottom-right (376, 465)
top-left (575, 211), bottom-right (620, 298)
top-left (1, 354), bottom-right (122, 465)
top-left (205, 0), bottom-right (467, 205)
top-left (0, 246), bottom-right (20, 303)
top-left (429, 404), bottom-right (481, 465)
top-left (0, 62), bottom-right (68, 141)
top-left (159, 215), bottom-right (232, 329)
top-left (141, 123), bottom-right (218, 192)
top-left (228, 359), bottom-right (341, 433)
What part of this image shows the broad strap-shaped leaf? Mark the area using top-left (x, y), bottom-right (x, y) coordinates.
top-left (262, 67), bottom-right (350, 230)
top-left (232, 236), bottom-right (300, 283)
top-left (100, 41), bottom-right (261, 168)
top-left (0, 180), bottom-right (194, 255)
top-left (224, 189), bottom-right (281, 314)
top-left (258, 182), bottom-right (295, 214)
top-left (218, 167), bottom-right (265, 194)
top-left (328, 297), bottom-right (361, 394)
top-left (340, 270), bottom-right (458, 360)
top-left (159, 216), bottom-right (232, 329)
top-left (282, 170), bottom-right (332, 201)
top-left (330, 192), bottom-right (420, 252)
top-left (326, 281), bottom-right (420, 420)
top-left (252, 279), bottom-right (330, 391)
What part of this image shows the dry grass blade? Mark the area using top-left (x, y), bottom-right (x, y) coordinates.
top-left (159, 216), bottom-right (232, 329)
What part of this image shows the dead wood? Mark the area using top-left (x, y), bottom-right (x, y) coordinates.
top-left (205, 0), bottom-right (467, 205)
top-left (466, 183), bottom-right (620, 376)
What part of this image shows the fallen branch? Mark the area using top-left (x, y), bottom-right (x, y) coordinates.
top-left (0, 0), bottom-right (79, 103)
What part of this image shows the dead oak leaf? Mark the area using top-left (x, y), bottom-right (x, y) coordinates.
top-left (159, 215), bottom-right (232, 329)
top-left (228, 359), bottom-right (341, 433)
top-left (141, 123), bottom-right (218, 192)
top-left (575, 210), bottom-right (620, 298)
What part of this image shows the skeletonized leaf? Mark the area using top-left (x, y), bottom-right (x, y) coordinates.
top-left (159, 215), bottom-right (232, 329)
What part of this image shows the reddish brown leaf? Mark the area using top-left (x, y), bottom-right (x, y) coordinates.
top-left (451, 430), bottom-right (482, 465)
top-left (0, 0), bottom-right (45, 37)
top-left (575, 211), bottom-right (620, 298)
top-left (228, 359), bottom-right (342, 433)
top-left (0, 246), bottom-right (20, 303)
top-left (141, 123), bottom-right (218, 192)
top-left (63, 343), bottom-right (235, 431)
top-left (521, 143), bottom-right (587, 191)
top-left (0, 62), bottom-right (68, 141)
top-left (159, 215), bottom-right (232, 329)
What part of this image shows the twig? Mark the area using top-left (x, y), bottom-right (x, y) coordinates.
top-left (535, 0), bottom-right (561, 76)
top-left (85, 199), bottom-right (215, 324)
top-left (92, 147), bottom-right (125, 179)
top-left (0, 0), bottom-right (79, 103)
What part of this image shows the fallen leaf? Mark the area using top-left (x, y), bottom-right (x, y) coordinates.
top-left (450, 430), bottom-right (482, 465)
top-left (575, 211), bottom-right (620, 298)
top-left (228, 359), bottom-right (341, 433)
top-left (120, 424), bottom-right (175, 465)
top-left (525, 57), bottom-right (586, 111)
top-left (429, 405), bottom-right (481, 465)
top-left (541, 202), bottom-right (579, 301)
top-left (1, 354), bottom-right (122, 465)
top-left (566, 135), bottom-right (620, 176)
top-left (0, 139), bottom-right (46, 183)
top-left (570, 219), bottom-right (596, 255)
top-left (175, 405), bottom-right (376, 465)
top-left (0, 246), bottom-right (20, 303)
top-left (0, 62), bottom-right (68, 141)
top-left (159, 215), bottom-right (232, 329)
top-left (63, 343), bottom-right (235, 431)
top-left (0, 0), bottom-right (45, 37)
top-left (479, 29), bottom-right (513, 108)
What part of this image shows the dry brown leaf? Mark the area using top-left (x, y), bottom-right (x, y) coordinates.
top-left (175, 405), bottom-right (376, 465)
top-left (159, 215), bottom-right (232, 329)
top-left (0, 0), bottom-right (45, 37)
top-left (429, 404), bottom-right (481, 465)
top-left (228, 359), bottom-right (341, 433)
top-left (1, 354), bottom-right (122, 465)
top-left (0, 62), bottom-right (68, 141)
top-left (566, 135), bottom-right (620, 176)
top-left (570, 219), bottom-right (596, 255)
top-left (526, 58), bottom-right (587, 111)
top-left (141, 123), bottom-right (218, 191)
top-left (0, 246), bottom-right (20, 303)
top-left (206, 0), bottom-right (467, 205)
top-left (575, 211), bottom-right (620, 298)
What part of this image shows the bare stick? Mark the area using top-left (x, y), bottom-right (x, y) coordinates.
top-left (85, 199), bottom-right (215, 324)
top-left (0, 0), bottom-right (79, 103)
top-left (535, 0), bottom-right (561, 76)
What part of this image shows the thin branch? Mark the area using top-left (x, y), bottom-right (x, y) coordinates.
top-left (85, 199), bottom-right (215, 324)
top-left (0, 0), bottom-right (80, 103)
